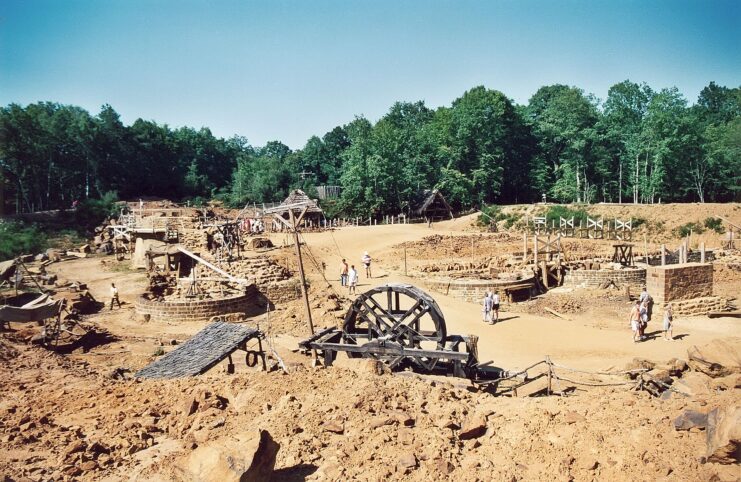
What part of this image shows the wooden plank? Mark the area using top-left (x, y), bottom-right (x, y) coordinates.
top-left (176, 246), bottom-right (249, 285)
top-left (707, 311), bottom-right (741, 318)
top-left (544, 307), bottom-right (572, 321)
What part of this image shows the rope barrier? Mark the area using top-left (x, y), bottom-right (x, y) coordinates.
top-left (492, 357), bottom-right (689, 397)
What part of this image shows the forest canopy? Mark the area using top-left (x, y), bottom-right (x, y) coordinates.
top-left (1, 81), bottom-right (739, 217)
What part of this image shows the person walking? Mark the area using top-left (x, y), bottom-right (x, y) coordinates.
top-left (348, 265), bottom-right (358, 295)
top-left (340, 258), bottom-right (349, 287)
top-left (361, 252), bottom-right (372, 278)
top-left (639, 299), bottom-right (649, 340)
top-left (639, 287), bottom-right (649, 304)
top-left (482, 292), bottom-right (493, 323)
top-left (491, 291), bottom-right (501, 324)
top-left (110, 283), bottom-right (121, 310)
top-left (663, 303), bottom-right (674, 341)
top-left (629, 300), bottom-right (641, 342)
top-left (639, 287), bottom-right (653, 320)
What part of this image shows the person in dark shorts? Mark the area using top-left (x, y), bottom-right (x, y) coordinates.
top-left (110, 283), bottom-right (121, 310)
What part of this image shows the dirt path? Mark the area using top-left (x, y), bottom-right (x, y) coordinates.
top-left (279, 220), bottom-right (741, 371)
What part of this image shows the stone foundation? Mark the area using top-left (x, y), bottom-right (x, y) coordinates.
top-left (425, 276), bottom-right (535, 304)
top-left (646, 263), bottom-right (713, 305)
top-left (563, 267), bottom-right (646, 291)
top-left (658, 296), bottom-right (728, 317)
top-left (135, 287), bottom-right (259, 323)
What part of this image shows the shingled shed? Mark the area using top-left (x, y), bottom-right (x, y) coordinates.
top-left (410, 189), bottom-right (453, 221)
top-left (279, 189), bottom-right (323, 221)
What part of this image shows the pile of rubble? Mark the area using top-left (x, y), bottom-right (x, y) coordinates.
top-left (1, 334), bottom-right (738, 481)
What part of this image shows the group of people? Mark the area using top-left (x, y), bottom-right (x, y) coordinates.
top-left (629, 287), bottom-right (674, 342)
top-left (481, 290), bottom-right (501, 324)
top-left (339, 252), bottom-right (372, 295)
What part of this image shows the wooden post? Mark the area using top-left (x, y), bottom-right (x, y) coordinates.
top-left (404, 246), bottom-right (407, 276)
top-left (541, 260), bottom-right (549, 289)
top-left (701, 242), bottom-right (706, 263)
top-left (661, 244), bottom-right (666, 266)
top-left (470, 237), bottom-right (474, 266)
top-left (288, 210), bottom-right (315, 337)
top-left (534, 235), bottom-right (539, 265)
top-left (523, 233), bottom-right (528, 264)
top-left (643, 234), bottom-right (648, 264)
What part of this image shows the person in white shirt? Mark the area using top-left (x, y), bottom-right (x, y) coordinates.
top-left (491, 291), bottom-right (501, 324)
top-left (110, 283), bottom-right (121, 310)
top-left (361, 252), bottom-right (372, 278)
top-left (482, 292), bottom-right (493, 322)
top-left (348, 265), bottom-right (358, 295)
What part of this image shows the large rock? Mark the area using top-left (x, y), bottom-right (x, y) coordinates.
top-left (674, 372), bottom-right (713, 397)
top-left (46, 248), bottom-right (63, 262)
top-left (687, 338), bottom-right (741, 378)
top-left (706, 405), bottom-right (741, 464)
top-left (673, 410), bottom-right (708, 431)
top-left (184, 429), bottom-right (279, 482)
top-left (458, 414), bottom-right (487, 440)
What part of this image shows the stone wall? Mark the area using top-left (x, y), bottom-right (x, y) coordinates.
top-left (179, 229), bottom-right (209, 251)
top-left (263, 279), bottom-right (302, 304)
top-left (646, 263), bottom-right (713, 305)
top-left (563, 268), bottom-right (646, 291)
top-left (660, 296), bottom-right (728, 317)
top-left (135, 287), bottom-right (258, 323)
top-left (425, 277), bottom-right (535, 304)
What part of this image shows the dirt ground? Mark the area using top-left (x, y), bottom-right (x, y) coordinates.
top-left (1, 203), bottom-right (740, 481)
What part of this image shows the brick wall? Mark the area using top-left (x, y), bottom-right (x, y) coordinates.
top-left (563, 268), bottom-right (646, 291)
top-left (646, 263), bottom-right (713, 305)
top-left (135, 286), bottom-right (259, 323)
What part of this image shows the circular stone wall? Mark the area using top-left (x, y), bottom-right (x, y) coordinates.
top-left (563, 267), bottom-right (646, 291)
top-left (135, 289), bottom-right (257, 323)
top-left (425, 274), bottom-right (536, 304)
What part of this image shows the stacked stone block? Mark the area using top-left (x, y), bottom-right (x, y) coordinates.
top-left (263, 279), bottom-right (302, 304)
top-left (646, 263), bottom-right (713, 304)
top-left (563, 268), bottom-right (646, 291)
top-left (135, 288), bottom-right (258, 323)
top-left (646, 263), bottom-right (722, 316)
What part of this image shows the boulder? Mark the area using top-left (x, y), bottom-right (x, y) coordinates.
top-left (706, 405), bottom-right (741, 464)
top-left (458, 414), bottom-right (487, 440)
top-left (673, 410), bottom-right (708, 431)
top-left (185, 429), bottom-right (279, 482)
top-left (674, 372), bottom-right (713, 397)
top-left (687, 338), bottom-right (741, 378)
top-left (624, 358), bottom-right (655, 378)
top-left (46, 248), bottom-right (63, 262)
top-left (711, 374), bottom-right (741, 391)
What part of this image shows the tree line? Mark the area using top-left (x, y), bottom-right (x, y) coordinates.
top-left (1, 81), bottom-right (738, 217)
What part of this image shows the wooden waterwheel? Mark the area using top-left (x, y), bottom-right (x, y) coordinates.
top-left (341, 284), bottom-right (447, 369)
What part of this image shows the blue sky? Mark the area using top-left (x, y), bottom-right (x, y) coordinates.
top-left (1, 0), bottom-right (739, 148)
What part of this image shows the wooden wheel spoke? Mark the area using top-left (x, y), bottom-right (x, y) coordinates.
top-left (342, 284), bottom-right (448, 356)
top-left (361, 297), bottom-right (396, 333)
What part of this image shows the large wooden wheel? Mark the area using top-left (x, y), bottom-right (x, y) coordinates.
top-left (341, 284), bottom-right (447, 365)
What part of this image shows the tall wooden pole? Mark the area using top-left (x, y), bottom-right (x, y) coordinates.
top-left (289, 210), bottom-right (315, 336)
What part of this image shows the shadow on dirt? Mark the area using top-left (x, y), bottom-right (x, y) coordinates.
top-left (271, 464), bottom-right (319, 481)
top-left (52, 327), bottom-right (120, 354)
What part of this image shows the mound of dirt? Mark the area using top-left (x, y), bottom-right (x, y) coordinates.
top-left (1, 334), bottom-right (738, 482)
